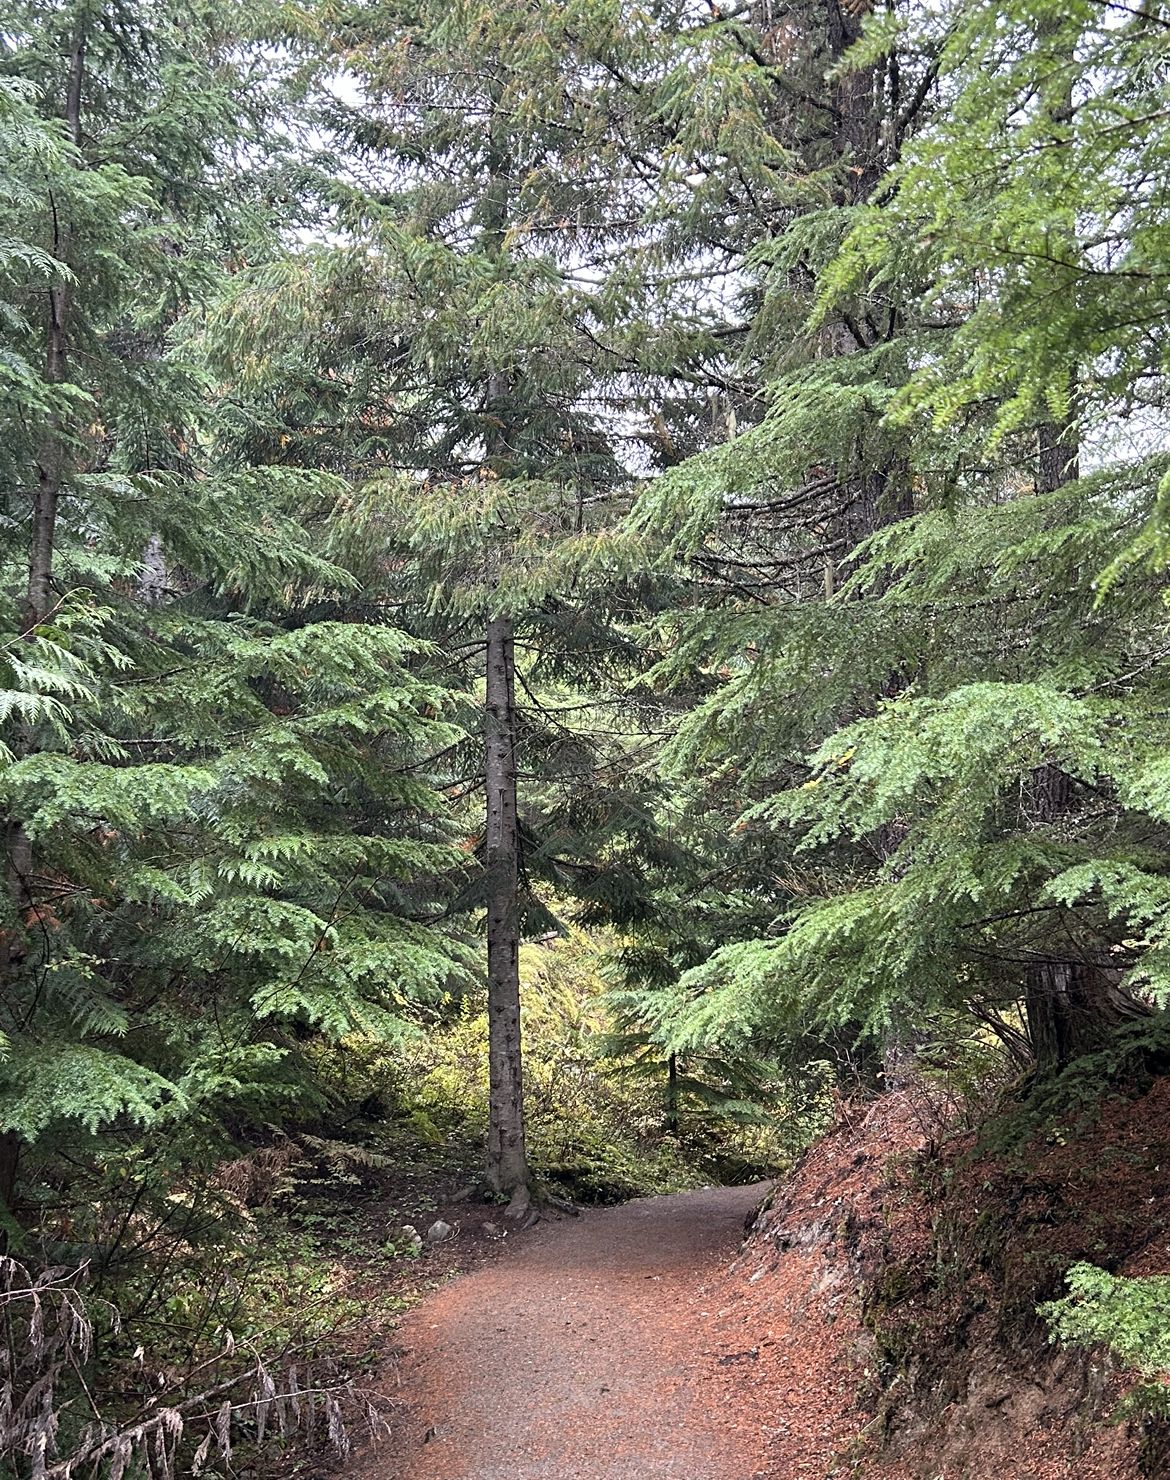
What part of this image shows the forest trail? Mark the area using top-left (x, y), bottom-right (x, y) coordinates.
top-left (382, 1182), bottom-right (772, 1480)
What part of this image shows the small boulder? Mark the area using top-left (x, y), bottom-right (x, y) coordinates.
top-left (400, 1224), bottom-right (424, 1253)
top-left (426, 1219), bottom-right (453, 1244)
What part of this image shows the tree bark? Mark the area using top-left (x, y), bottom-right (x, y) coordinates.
top-left (1022, 757), bottom-right (1149, 1074)
top-left (484, 614), bottom-right (530, 1209)
top-left (0, 1128), bottom-right (16, 1252)
top-left (1025, 955), bottom-right (1147, 1073)
top-left (476, 100), bottom-right (531, 1209)
top-left (26, 245), bottom-right (70, 637)
top-left (1037, 417), bottom-right (1079, 495)
top-left (828, 0), bottom-right (884, 202)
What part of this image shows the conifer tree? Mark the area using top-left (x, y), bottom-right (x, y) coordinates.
top-left (636, 0), bottom-right (1170, 1086)
top-left (599, 0), bottom-right (945, 1084)
top-left (208, 0), bottom-right (768, 1202)
top-left (0, 0), bottom-right (472, 1229)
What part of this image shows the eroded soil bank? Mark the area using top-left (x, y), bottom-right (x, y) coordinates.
top-left (722, 1090), bottom-right (1148, 1479)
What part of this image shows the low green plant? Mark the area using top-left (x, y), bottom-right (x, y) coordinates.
top-left (0, 1197), bottom-right (402, 1480)
top-left (1041, 1263), bottom-right (1170, 1379)
top-left (1041, 1263), bottom-right (1170, 1429)
top-left (370, 927), bottom-right (809, 1201)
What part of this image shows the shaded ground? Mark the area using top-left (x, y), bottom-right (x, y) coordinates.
top-left (727, 1089), bottom-right (1146, 1480)
top-left (372, 1183), bottom-right (772, 1480)
top-left (347, 1081), bottom-right (1168, 1480)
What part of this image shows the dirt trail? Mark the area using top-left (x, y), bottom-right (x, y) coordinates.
top-left (382, 1183), bottom-right (771, 1480)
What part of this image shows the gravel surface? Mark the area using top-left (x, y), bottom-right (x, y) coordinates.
top-left (378, 1182), bottom-right (772, 1480)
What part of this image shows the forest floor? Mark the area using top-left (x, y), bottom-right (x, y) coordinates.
top-left (362, 1181), bottom-right (772, 1480)
top-left (334, 1080), bottom-right (1170, 1480)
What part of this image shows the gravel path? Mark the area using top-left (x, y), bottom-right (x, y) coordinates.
top-left (383, 1183), bottom-right (771, 1480)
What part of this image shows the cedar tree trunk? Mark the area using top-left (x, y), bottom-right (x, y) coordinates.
top-left (1025, 954), bottom-right (1148, 1074)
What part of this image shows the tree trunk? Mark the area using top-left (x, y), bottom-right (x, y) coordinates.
top-left (484, 614), bottom-right (530, 1210)
top-left (0, 23), bottom-right (86, 1237)
top-left (0, 1129), bottom-right (17, 1229)
top-left (666, 1052), bottom-right (679, 1135)
top-left (1024, 762), bottom-right (1148, 1074)
top-left (1022, 761), bottom-right (1147, 1072)
top-left (138, 533), bottom-right (168, 605)
top-left (828, 0), bottom-right (883, 202)
top-left (12, 255), bottom-right (73, 898)
top-left (27, 253), bottom-right (69, 635)
top-left (1026, 396), bottom-right (1147, 1073)
top-left (1037, 417), bottom-right (1079, 495)
top-left (1025, 956), bottom-right (1147, 1074)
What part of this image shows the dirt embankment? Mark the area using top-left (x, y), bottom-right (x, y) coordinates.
top-left (723, 1083), bottom-right (1170, 1479)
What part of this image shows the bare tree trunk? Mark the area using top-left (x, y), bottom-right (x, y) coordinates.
top-left (1037, 417), bottom-right (1079, 496)
top-left (8, 22), bottom-right (85, 913)
top-left (27, 252), bottom-right (69, 636)
top-left (484, 614), bottom-right (530, 1210)
top-left (665, 1052), bottom-right (679, 1135)
top-left (828, 0), bottom-right (883, 202)
top-left (1025, 955), bottom-right (1147, 1073)
top-left (138, 533), bottom-right (168, 605)
top-left (11, 239), bottom-right (73, 893)
top-left (0, 1129), bottom-right (16, 1231)
top-left (1023, 781), bottom-right (1149, 1073)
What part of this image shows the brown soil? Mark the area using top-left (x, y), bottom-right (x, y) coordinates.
top-left (349, 1080), bottom-right (1170, 1480)
top-left (368, 1182), bottom-right (773, 1480)
top-left (724, 1087), bottom-right (1152, 1480)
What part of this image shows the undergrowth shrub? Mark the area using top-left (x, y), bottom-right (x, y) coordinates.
top-left (320, 929), bottom-right (808, 1201)
top-left (1042, 1265), bottom-right (1170, 1428)
top-left (0, 1118), bottom-right (461, 1480)
top-left (0, 1168), bottom-right (403, 1480)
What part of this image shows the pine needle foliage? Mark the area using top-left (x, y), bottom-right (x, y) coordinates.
top-left (625, 0), bottom-right (1170, 1091)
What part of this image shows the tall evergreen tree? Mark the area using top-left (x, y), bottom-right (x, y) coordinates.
top-left (0, 0), bottom-right (471, 1232)
top-left (635, 0), bottom-right (1170, 1086)
top-left (595, 0), bottom-right (945, 1084)
top-left (203, 0), bottom-right (789, 1202)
